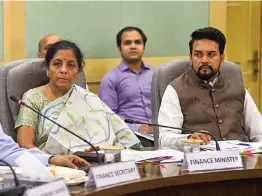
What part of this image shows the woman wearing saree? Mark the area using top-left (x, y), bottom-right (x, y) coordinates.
top-left (15, 40), bottom-right (140, 155)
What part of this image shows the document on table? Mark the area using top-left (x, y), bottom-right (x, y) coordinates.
top-left (227, 140), bottom-right (262, 148)
top-left (121, 149), bottom-right (184, 162)
top-left (0, 166), bottom-right (22, 174)
top-left (134, 132), bottom-right (154, 141)
top-left (201, 140), bottom-right (262, 151)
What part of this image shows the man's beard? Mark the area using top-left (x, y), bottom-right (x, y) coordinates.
top-left (196, 64), bottom-right (217, 80)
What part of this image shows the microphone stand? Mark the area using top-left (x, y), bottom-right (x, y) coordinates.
top-left (125, 119), bottom-right (220, 151)
top-left (0, 160), bottom-right (27, 196)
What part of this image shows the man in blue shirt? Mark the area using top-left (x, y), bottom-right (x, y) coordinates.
top-left (0, 124), bottom-right (89, 168)
top-left (99, 26), bottom-right (153, 134)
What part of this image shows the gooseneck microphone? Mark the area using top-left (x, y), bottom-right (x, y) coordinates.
top-left (0, 160), bottom-right (27, 196)
top-left (0, 160), bottom-right (19, 186)
top-left (10, 95), bottom-right (102, 164)
top-left (124, 119), bottom-right (220, 151)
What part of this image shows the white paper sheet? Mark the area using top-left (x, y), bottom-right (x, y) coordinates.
top-left (201, 140), bottom-right (262, 151)
top-left (121, 148), bottom-right (184, 162)
top-left (134, 132), bottom-right (154, 141)
top-left (0, 166), bottom-right (22, 174)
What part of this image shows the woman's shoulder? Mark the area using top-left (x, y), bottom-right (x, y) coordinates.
top-left (24, 87), bottom-right (45, 98)
top-left (23, 87), bottom-right (49, 104)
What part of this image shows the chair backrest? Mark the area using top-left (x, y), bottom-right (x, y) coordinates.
top-left (0, 59), bottom-right (36, 139)
top-left (0, 58), bottom-right (86, 139)
top-left (151, 58), bottom-right (243, 147)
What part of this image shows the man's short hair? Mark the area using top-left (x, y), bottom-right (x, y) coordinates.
top-left (189, 27), bottom-right (226, 54)
top-left (116, 26), bottom-right (147, 48)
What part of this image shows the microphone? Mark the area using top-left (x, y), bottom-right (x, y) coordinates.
top-left (10, 95), bottom-right (102, 164)
top-left (124, 119), bottom-right (220, 151)
top-left (0, 159), bottom-right (27, 195)
top-left (0, 160), bottom-right (19, 186)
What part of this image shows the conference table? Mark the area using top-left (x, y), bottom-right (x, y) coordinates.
top-left (69, 151), bottom-right (262, 196)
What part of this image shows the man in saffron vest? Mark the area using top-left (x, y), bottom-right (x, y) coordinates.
top-left (158, 27), bottom-right (262, 147)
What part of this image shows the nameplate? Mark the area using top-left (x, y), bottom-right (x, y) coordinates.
top-left (24, 179), bottom-right (70, 196)
top-left (186, 150), bottom-right (242, 171)
top-left (88, 161), bottom-right (140, 188)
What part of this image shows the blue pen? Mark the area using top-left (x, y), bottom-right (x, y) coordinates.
top-left (237, 143), bottom-right (250, 146)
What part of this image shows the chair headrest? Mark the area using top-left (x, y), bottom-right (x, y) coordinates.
top-left (0, 59), bottom-right (40, 138)
top-left (7, 59), bottom-right (49, 122)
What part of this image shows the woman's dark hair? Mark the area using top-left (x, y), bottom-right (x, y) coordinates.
top-left (189, 27), bottom-right (226, 55)
top-left (45, 40), bottom-right (84, 71)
